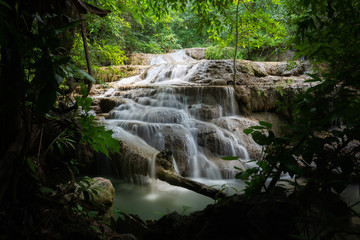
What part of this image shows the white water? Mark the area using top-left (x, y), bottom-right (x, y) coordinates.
top-left (103, 85), bottom-right (250, 179)
top-left (99, 50), bottom-right (255, 218)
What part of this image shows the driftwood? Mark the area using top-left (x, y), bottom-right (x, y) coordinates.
top-left (156, 168), bottom-right (226, 200)
top-left (154, 150), bottom-right (226, 200)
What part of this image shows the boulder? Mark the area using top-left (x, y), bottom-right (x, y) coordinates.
top-left (62, 177), bottom-right (115, 220)
top-left (98, 97), bottom-right (120, 113)
top-left (185, 48), bottom-right (206, 60)
top-left (84, 177), bottom-right (115, 208)
top-left (91, 97), bottom-right (122, 114)
top-left (238, 60), bottom-right (268, 77)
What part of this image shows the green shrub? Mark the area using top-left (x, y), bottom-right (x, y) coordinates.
top-left (71, 34), bottom-right (128, 68)
top-left (205, 45), bottom-right (246, 60)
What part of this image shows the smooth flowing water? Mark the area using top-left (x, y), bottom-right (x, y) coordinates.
top-left (97, 50), bottom-right (254, 218)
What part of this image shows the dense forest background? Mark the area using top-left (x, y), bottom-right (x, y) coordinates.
top-left (0, 0), bottom-right (359, 239)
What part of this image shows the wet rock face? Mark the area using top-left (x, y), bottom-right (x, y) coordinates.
top-left (211, 117), bottom-right (263, 160)
top-left (155, 149), bottom-right (174, 171)
top-left (89, 49), bottom-right (312, 185)
top-left (188, 104), bottom-right (221, 121)
top-left (162, 125), bottom-right (195, 175)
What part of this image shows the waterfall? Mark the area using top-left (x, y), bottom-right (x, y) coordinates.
top-left (101, 50), bottom-right (253, 181)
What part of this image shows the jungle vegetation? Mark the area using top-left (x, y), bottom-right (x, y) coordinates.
top-left (0, 0), bottom-right (359, 239)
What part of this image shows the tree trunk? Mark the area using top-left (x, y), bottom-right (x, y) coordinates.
top-left (233, 0), bottom-right (241, 87)
top-left (0, 1), bottom-right (27, 204)
top-left (156, 168), bottom-right (226, 200)
top-left (81, 19), bottom-right (93, 76)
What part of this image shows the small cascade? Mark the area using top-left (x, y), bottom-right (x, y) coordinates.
top-left (91, 49), bottom-right (315, 219)
top-left (100, 50), bottom-right (255, 182)
top-left (149, 153), bottom-right (157, 179)
top-left (150, 50), bottom-right (196, 65)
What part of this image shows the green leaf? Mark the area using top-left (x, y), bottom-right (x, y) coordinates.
top-left (26, 158), bottom-right (37, 174)
top-left (76, 69), bottom-right (96, 83)
top-left (243, 128), bottom-right (254, 135)
top-left (304, 78), bottom-right (321, 83)
top-left (257, 161), bottom-right (269, 170)
top-left (55, 73), bottom-right (64, 84)
top-left (251, 131), bottom-right (271, 145)
top-left (221, 156), bottom-right (239, 161)
top-left (87, 211), bottom-right (99, 218)
top-left (0, 1), bottom-right (11, 10)
top-left (235, 167), bottom-right (259, 180)
top-left (249, 125), bottom-right (267, 130)
top-left (259, 121), bottom-right (272, 129)
top-left (77, 204), bottom-right (83, 211)
top-left (91, 189), bottom-right (99, 196)
top-left (39, 187), bottom-right (55, 194)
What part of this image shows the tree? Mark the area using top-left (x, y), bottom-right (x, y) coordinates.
top-left (0, 1), bottom-right (120, 238)
top-left (241, 0), bottom-right (360, 205)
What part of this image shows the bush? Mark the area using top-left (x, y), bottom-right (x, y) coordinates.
top-left (205, 45), bottom-right (246, 60)
top-left (71, 34), bottom-right (128, 68)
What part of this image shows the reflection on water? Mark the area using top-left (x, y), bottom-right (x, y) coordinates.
top-left (111, 177), bottom-right (246, 220)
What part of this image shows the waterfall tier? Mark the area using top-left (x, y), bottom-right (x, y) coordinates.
top-left (92, 49), bottom-right (310, 181)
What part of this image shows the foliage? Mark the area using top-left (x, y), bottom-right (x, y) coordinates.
top-left (72, 35), bottom-right (128, 67)
top-left (0, 1), bottom-right (121, 238)
top-left (205, 45), bottom-right (246, 60)
top-left (219, 0), bottom-right (287, 53)
top-left (169, 8), bottom-right (210, 48)
top-left (75, 85), bottom-right (120, 158)
top-left (139, 0), bottom-right (289, 60)
top-left (236, 0), bottom-right (360, 204)
top-left (70, 0), bottom-right (291, 66)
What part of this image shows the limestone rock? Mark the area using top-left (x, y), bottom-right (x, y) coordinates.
top-left (188, 104), bottom-right (221, 121)
top-left (110, 137), bottom-right (157, 179)
top-left (185, 48), bottom-right (206, 60)
top-left (62, 177), bottom-right (115, 219)
top-left (162, 125), bottom-right (194, 174)
top-left (85, 177), bottom-right (115, 208)
top-left (237, 60), bottom-right (268, 77)
top-left (211, 117), bottom-right (263, 160)
top-left (91, 97), bottom-right (122, 114)
top-left (98, 97), bottom-right (120, 113)
top-left (125, 53), bottom-right (153, 65)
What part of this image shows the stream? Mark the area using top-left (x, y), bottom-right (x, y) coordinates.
top-left (90, 49), bottom-right (258, 219)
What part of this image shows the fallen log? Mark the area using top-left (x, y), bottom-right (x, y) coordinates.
top-left (154, 150), bottom-right (226, 200)
top-left (156, 168), bottom-right (226, 200)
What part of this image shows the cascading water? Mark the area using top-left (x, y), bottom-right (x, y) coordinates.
top-left (98, 50), bottom-right (255, 219)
